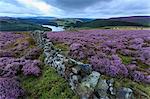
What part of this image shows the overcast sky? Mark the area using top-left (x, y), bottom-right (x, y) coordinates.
top-left (0, 0), bottom-right (150, 18)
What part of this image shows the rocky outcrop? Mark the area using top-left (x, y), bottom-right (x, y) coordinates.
top-left (30, 30), bottom-right (134, 99)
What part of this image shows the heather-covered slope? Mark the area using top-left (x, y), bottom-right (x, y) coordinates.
top-left (47, 30), bottom-right (150, 83)
top-left (0, 32), bottom-right (77, 98)
top-left (47, 29), bottom-right (150, 98)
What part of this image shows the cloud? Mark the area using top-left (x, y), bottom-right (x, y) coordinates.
top-left (0, 0), bottom-right (63, 17)
top-left (16, 0), bottom-right (62, 15)
top-left (44, 0), bottom-right (150, 18)
top-left (0, 0), bottom-right (150, 18)
top-left (0, 1), bottom-right (39, 15)
top-left (65, 0), bottom-right (150, 18)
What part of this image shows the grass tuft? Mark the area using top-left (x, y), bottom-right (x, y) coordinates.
top-left (119, 54), bottom-right (132, 65)
top-left (20, 65), bottom-right (79, 99)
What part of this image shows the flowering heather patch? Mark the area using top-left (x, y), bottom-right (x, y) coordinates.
top-left (0, 32), bottom-right (42, 98)
top-left (0, 32), bottom-right (77, 99)
top-left (24, 47), bottom-right (42, 60)
top-left (47, 30), bottom-right (150, 83)
top-left (0, 77), bottom-right (24, 99)
top-left (22, 60), bottom-right (41, 76)
top-left (0, 32), bottom-right (42, 77)
top-left (0, 57), bottom-right (41, 77)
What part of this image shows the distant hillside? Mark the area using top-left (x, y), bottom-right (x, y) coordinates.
top-left (55, 18), bottom-right (94, 28)
top-left (1, 16), bottom-right (149, 31)
top-left (109, 16), bottom-right (150, 26)
top-left (73, 19), bottom-right (146, 28)
top-left (20, 17), bottom-right (58, 26)
top-left (0, 17), bottom-right (51, 31)
top-left (0, 17), bottom-right (94, 30)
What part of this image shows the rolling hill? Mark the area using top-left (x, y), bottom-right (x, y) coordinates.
top-left (19, 16), bottom-right (58, 26)
top-left (73, 19), bottom-right (146, 28)
top-left (0, 17), bottom-right (51, 31)
top-left (0, 16), bottom-right (149, 31)
top-left (69, 16), bottom-right (150, 29)
top-left (109, 16), bottom-right (150, 26)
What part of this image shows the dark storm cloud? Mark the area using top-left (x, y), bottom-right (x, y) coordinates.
top-left (45, 0), bottom-right (111, 10)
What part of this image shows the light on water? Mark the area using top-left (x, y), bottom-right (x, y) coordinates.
top-left (42, 25), bottom-right (64, 31)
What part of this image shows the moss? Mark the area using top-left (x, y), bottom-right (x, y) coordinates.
top-left (38, 54), bottom-right (45, 62)
top-left (54, 43), bottom-right (69, 51)
top-left (20, 65), bottom-right (79, 99)
top-left (137, 60), bottom-right (149, 69)
top-left (81, 58), bottom-right (89, 64)
top-left (14, 36), bottom-right (36, 49)
top-left (25, 37), bottom-right (36, 46)
top-left (54, 43), bottom-right (70, 56)
top-left (15, 32), bottom-right (35, 47)
top-left (119, 54), bottom-right (132, 65)
top-left (119, 53), bottom-right (149, 69)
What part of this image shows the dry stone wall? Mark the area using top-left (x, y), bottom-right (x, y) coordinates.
top-left (30, 30), bottom-right (133, 99)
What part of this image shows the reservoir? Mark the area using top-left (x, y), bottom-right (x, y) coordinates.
top-left (42, 25), bottom-right (64, 31)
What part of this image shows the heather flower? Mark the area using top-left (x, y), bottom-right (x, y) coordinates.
top-left (140, 48), bottom-right (150, 60)
top-left (105, 65), bottom-right (119, 77)
top-left (78, 51), bottom-right (85, 59)
top-left (0, 50), bottom-right (14, 57)
top-left (144, 36), bottom-right (150, 43)
top-left (144, 75), bottom-right (150, 84)
top-left (128, 44), bottom-right (142, 50)
top-left (3, 63), bottom-right (20, 77)
top-left (118, 64), bottom-right (129, 77)
top-left (22, 60), bottom-right (41, 76)
top-left (130, 38), bottom-right (144, 45)
top-left (111, 55), bottom-right (122, 66)
top-left (131, 71), bottom-right (145, 82)
top-left (0, 77), bottom-right (24, 99)
top-left (103, 40), bottom-right (117, 48)
top-left (70, 43), bottom-right (82, 51)
top-left (126, 64), bottom-right (137, 71)
top-left (24, 47), bottom-right (42, 60)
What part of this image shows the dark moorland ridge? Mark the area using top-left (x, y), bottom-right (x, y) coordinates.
top-left (73, 16), bottom-right (150, 28)
top-left (109, 16), bottom-right (150, 26)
